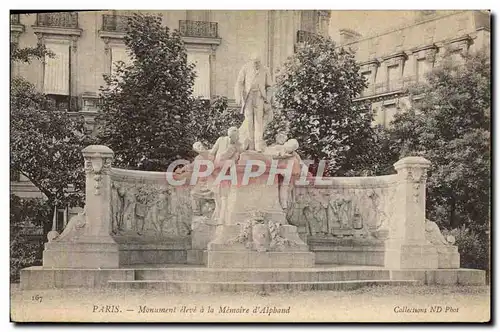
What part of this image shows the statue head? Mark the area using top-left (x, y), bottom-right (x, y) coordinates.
top-left (250, 52), bottom-right (262, 70)
top-left (275, 132), bottom-right (288, 145)
top-left (227, 126), bottom-right (239, 143)
top-left (192, 141), bottom-right (206, 154)
top-left (284, 139), bottom-right (299, 153)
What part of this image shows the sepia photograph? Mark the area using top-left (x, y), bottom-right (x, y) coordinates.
top-left (9, 8), bottom-right (491, 323)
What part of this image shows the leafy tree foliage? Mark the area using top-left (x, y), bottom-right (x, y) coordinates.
top-left (10, 42), bottom-right (53, 64)
top-left (444, 225), bottom-right (489, 270)
top-left (188, 96), bottom-right (244, 149)
top-left (97, 14), bottom-right (198, 170)
top-left (270, 36), bottom-right (376, 176)
top-left (10, 194), bottom-right (51, 282)
top-left (388, 49), bottom-right (490, 232)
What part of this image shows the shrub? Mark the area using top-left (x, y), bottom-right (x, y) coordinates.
top-left (444, 225), bottom-right (489, 271)
top-left (10, 194), bottom-right (51, 283)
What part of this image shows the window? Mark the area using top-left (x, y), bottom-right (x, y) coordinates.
top-left (187, 52), bottom-right (211, 99)
top-left (44, 41), bottom-right (70, 109)
top-left (300, 10), bottom-right (319, 32)
top-left (362, 71), bottom-right (372, 95)
top-left (449, 50), bottom-right (464, 65)
top-left (300, 10), bottom-right (318, 32)
top-left (416, 58), bottom-right (431, 83)
top-left (387, 65), bottom-right (400, 91)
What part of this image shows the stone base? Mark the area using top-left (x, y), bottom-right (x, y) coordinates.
top-left (206, 251), bottom-right (315, 268)
top-left (20, 265), bottom-right (486, 291)
top-left (191, 221), bottom-right (217, 251)
top-left (314, 246), bottom-right (385, 265)
top-left (118, 246), bottom-right (187, 265)
top-left (384, 242), bottom-right (439, 269)
top-left (20, 266), bottom-right (135, 290)
top-left (43, 238), bottom-right (119, 268)
top-left (435, 245), bottom-right (460, 269)
top-left (187, 249), bottom-right (207, 265)
top-left (113, 235), bottom-right (191, 265)
top-left (308, 237), bottom-right (386, 266)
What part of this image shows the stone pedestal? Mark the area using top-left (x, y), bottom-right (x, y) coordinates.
top-left (384, 241), bottom-right (438, 269)
top-left (187, 216), bottom-right (217, 264)
top-left (435, 245), bottom-right (460, 269)
top-left (384, 157), bottom-right (439, 269)
top-left (206, 165), bottom-right (314, 268)
top-left (42, 145), bottom-right (119, 268)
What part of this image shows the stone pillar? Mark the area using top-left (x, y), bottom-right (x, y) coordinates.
top-left (209, 45), bottom-right (216, 98)
top-left (383, 156), bottom-right (439, 269)
top-left (81, 145), bottom-right (115, 241)
top-left (43, 145), bottom-right (119, 268)
top-left (69, 36), bottom-right (79, 110)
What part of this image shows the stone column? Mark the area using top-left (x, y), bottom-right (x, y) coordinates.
top-left (209, 45), bottom-right (216, 98)
top-left (383, 156), bottom-right (438, 269)
top-left (43, 145), bottom-right (119, 268)
top-left (69, 36), bottom-right (79, 110)
top-left (34, 33), bottom-right (46, 92)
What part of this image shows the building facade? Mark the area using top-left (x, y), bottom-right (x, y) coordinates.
top-left (339, 10), bottom-right (490, 127)
top-left (11, 10), bottom-right (331, 113)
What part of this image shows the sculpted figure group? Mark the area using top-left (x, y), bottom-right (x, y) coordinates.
top-left (174, 54), bottom-right (307, 229)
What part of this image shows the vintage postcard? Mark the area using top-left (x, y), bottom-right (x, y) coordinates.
top-left (10, 9), bottom-right (491, 323)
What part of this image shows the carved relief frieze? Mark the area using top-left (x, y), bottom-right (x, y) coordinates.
top-left (288, 185), bottom-right (397, 240)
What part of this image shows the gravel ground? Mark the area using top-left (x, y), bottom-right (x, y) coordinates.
top-left (10, 284), bottom-right (490, 323)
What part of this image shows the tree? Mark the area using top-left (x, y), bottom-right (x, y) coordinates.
top-left (11, 46), bottom-right (92, 209)
top-left (270, 36), bottom-right (376, 176)
top-left (10, 194), bottom-right (51, 281)
top-left (389, 49), bottom-right (490, 232)
top-left (97, 14), bottom-right (197, 171)
top-left (10, 43), bottom-right (94, 280)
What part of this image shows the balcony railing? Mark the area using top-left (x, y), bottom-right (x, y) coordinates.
top-left (101, 14), bottom-right (131, 33)
top-left (296, 30), bottom-right (321, 44)
top-left (10, 14), bottom-right (20, 24)
top-left (179, 20), bottom-right (218, 38)
top-left (36, 12), bottom-right (78, 29)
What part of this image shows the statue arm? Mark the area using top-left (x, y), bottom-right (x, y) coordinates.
top-left (219, 145), bottom-right (237, 160)
top-left (209, 138), bottom-right (221, 157)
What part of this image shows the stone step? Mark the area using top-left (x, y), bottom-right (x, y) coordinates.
top-left (108, 279), bottom-right (423, 292)
top-left (134, 268), bottom-right (392, 282)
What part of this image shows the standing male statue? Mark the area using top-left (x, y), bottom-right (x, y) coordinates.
top-left (234, 53), bottom-right (273, 152)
